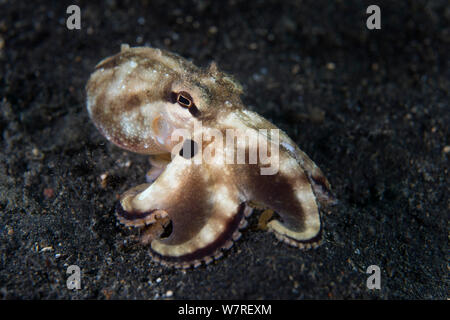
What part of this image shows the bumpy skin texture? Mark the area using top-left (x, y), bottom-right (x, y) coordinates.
top-left (86, 45), bottom-right (336, 268)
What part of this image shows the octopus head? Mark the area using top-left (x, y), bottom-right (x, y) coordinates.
top-left (86, 45), bottom-right (243, 155)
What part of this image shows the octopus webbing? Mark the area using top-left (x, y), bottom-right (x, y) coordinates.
top-left (86, 45), bottom-right (337, 268)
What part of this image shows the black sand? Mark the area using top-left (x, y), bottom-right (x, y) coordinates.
top-left (0, 0), bottom-right (448, 299)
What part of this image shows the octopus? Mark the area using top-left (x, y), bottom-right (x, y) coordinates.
top-left (86, 45), bottom-right (337, 268)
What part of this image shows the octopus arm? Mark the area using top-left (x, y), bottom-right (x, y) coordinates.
top-left (290, 146), bottom-right (338, 207)
top-left (146, 153), bottom-right (172, 182)
top-left (116, 155), bottom-right (251, 268)
top-left (238, 109), bottom-right (337, 206)
top-left (237, 157), bottom-right (325, 249)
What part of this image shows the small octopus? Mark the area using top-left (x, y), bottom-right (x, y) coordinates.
top-left (86, 45), bottom-right (337, 268)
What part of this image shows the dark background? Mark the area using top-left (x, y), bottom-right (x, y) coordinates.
top-left (0, 0), bottom-right (448, 299)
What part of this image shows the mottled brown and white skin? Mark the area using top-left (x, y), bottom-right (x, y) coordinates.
top-left (86, 45), bottom-right (337, 268)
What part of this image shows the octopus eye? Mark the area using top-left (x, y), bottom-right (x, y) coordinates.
top-left (176, 91), bottom-right (193, 108)
top-left (169, 91), bottom-right (200, 117)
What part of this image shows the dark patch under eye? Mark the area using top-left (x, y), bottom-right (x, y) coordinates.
top-left (169, 91), bottom-right (178, 104)
top-left (188, 105), bottom-right (200, 117)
